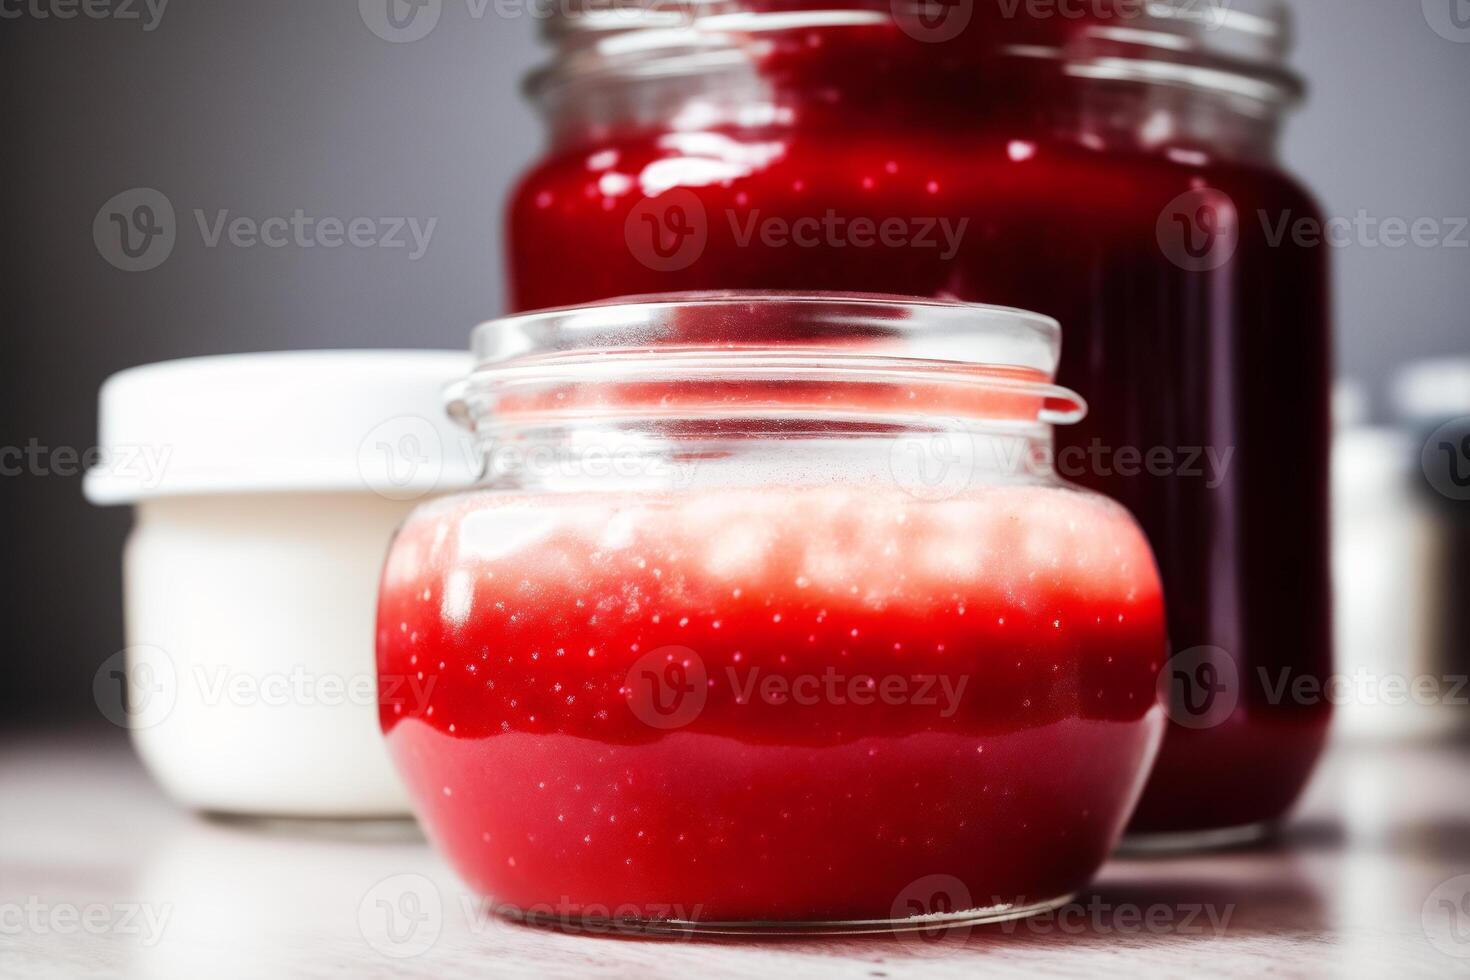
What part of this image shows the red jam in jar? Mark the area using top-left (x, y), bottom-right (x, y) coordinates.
top-left (507, 1), bottom-right (1332, 843)
top-left (378, 294), bottom-right (1167, 930)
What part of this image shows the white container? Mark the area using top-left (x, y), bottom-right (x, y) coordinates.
top-left (85, 350), bottom-right (476, 817)
top-left (1330, 420), bottom-right (1441, 740)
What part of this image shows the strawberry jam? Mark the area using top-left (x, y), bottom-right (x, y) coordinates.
top-left (377, 295), bottom-right (1168, 928)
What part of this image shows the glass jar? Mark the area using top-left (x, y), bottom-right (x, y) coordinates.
top-left (506, 0), bottom-right (1331, 844)
top-left (377, 293), bottom-right (1167, 932)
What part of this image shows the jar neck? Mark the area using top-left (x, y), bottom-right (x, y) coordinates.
top-left (530, 5), bottom-right (1299, 165)
top-left (473, 421), bottom-right (1062, 494)
top-left (538, 67), bottom-right (1284, 165)
top-left (458, 295), bottom-right (1087, 492)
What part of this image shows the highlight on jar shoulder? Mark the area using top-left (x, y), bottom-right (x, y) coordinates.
top-left (375, 292), bottom-right (1169, 934)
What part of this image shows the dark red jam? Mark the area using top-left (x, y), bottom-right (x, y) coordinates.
top-left (505, 6), bottom-right (1332, 838)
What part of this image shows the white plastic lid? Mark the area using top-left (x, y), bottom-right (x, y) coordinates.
top-left (1390, 358), bottom-right (1470, 423)
top-left (84, 350), bottom-right (478, 505)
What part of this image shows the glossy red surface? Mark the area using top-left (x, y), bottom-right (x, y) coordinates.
top-left (378, 484), bottom-right (1167, 922)
top-left (507, 24), bottom-right (1332, 836)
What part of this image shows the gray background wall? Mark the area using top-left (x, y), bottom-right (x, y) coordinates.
top-left (2, 0), bottom-right (1467, 722)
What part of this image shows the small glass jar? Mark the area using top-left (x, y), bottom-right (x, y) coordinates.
top-left (507, 0), bottom-right (1333, 844)
top-left (377, 294), bottom-right (1167, 932)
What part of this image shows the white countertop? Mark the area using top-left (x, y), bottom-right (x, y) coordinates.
top-left (2, 729), bottom-right (1468, 978)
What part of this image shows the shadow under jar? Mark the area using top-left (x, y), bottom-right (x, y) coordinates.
top-left (506, 0), bottom-right (1332, 845)
top-left (376, 294), bottom-right (1168, 932)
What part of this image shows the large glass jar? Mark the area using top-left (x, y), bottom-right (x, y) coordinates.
top-left (377, 294), bottom-right (1168, 931)
top-left (506, 0), bottom-right (1331, 844)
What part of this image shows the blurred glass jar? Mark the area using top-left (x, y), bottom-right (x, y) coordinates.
top-left (85, 351), bottom-right (473, 817)
top-left (507, 0), bottom-right (1332, 845)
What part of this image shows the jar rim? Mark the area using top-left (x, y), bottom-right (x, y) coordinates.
top-left (528, 0), bottom-right (1303, 114)
top-left (471, 291), bottom-right (1060, 367)
top-left (455, 292), bottom-right (1086, 430)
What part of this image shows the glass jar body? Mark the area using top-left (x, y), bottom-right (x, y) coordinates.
top-left (508, 51), bottom-right (1332, 839)
top-left (377, 437), bottom-right (1169, 927)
